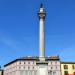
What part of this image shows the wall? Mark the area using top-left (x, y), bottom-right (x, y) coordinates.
top-left (61, 63), bottom-right (75, 75)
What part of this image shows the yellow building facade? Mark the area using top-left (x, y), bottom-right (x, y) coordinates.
top-left (61, 62), bottom-right (75, 75)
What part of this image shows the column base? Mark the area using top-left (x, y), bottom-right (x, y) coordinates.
top-left (39, 57), bottom-right (45, 62)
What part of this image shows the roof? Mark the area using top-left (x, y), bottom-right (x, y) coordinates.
top-left (45, 56), bottom-right (60, 60)
top-left (61, 62), bottom-right (75, 64)
top-left (4, 56), bottom-right (60, 67)
top-left (4, 56), bottom-right (39, 67)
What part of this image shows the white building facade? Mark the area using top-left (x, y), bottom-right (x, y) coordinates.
top-left (4, 56), bottom-right (61, 75)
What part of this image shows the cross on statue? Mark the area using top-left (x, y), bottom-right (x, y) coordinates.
top-left (40, 0), bottom-right (46, 6)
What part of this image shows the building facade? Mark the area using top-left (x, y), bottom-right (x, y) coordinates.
top-left (61, 62), bottom-right (75, 75)
top-left (4, 56), bottom-right (61, 75)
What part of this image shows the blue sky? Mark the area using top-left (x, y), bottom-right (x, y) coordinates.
top-left (0, 0), bottom-right (75, 66)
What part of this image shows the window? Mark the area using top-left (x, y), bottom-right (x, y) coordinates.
top-left (28, 62), bottom-right (30, 64)
top-left (34, 71), bottom-right (37, 75)
top-left (72, 65), bottom-right (75, 69)
top-left (64, 65), bottom-right (68, 69)
top-left (51, 67), bottom-right (52, 69)
top-left (56, 66), bottom-right (57, 69)
top-left (48, 71), bottom-right (52, 75)
top-left (19, 61), bottom-right (21, 64)
top-left (24, 62), bottom-right (25, 64)
top-left (51, 62), bottom-right (52, 64)
top-left (28, 66), bottom-right (30, 69)
top-left (27, 71), bottom-right (32, 75)
top-left (33, 71), bottom-right (36, 75)
top-left (33, 66), bottom-right (34, 69)
top-left (55, 61), bottom-right (57, 64)
top-left (12, 71), bottom-right (16, 75)
top-left (24, 71), bottom-right (27, 75)
top-left (53, 71), bottom-right (56, 75)
top-left (24, 66), bottom-right (25, 69)
top-left (19, 66), bottom-right (21, 69)
top-left (20, 71), bottom-right (23, 75)
top-left (20, 71), bottom-right (26, 75)
top-left (64, 71), bottom-right (68, 75)
top-left (74, 72), bottom-right (75, 75)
